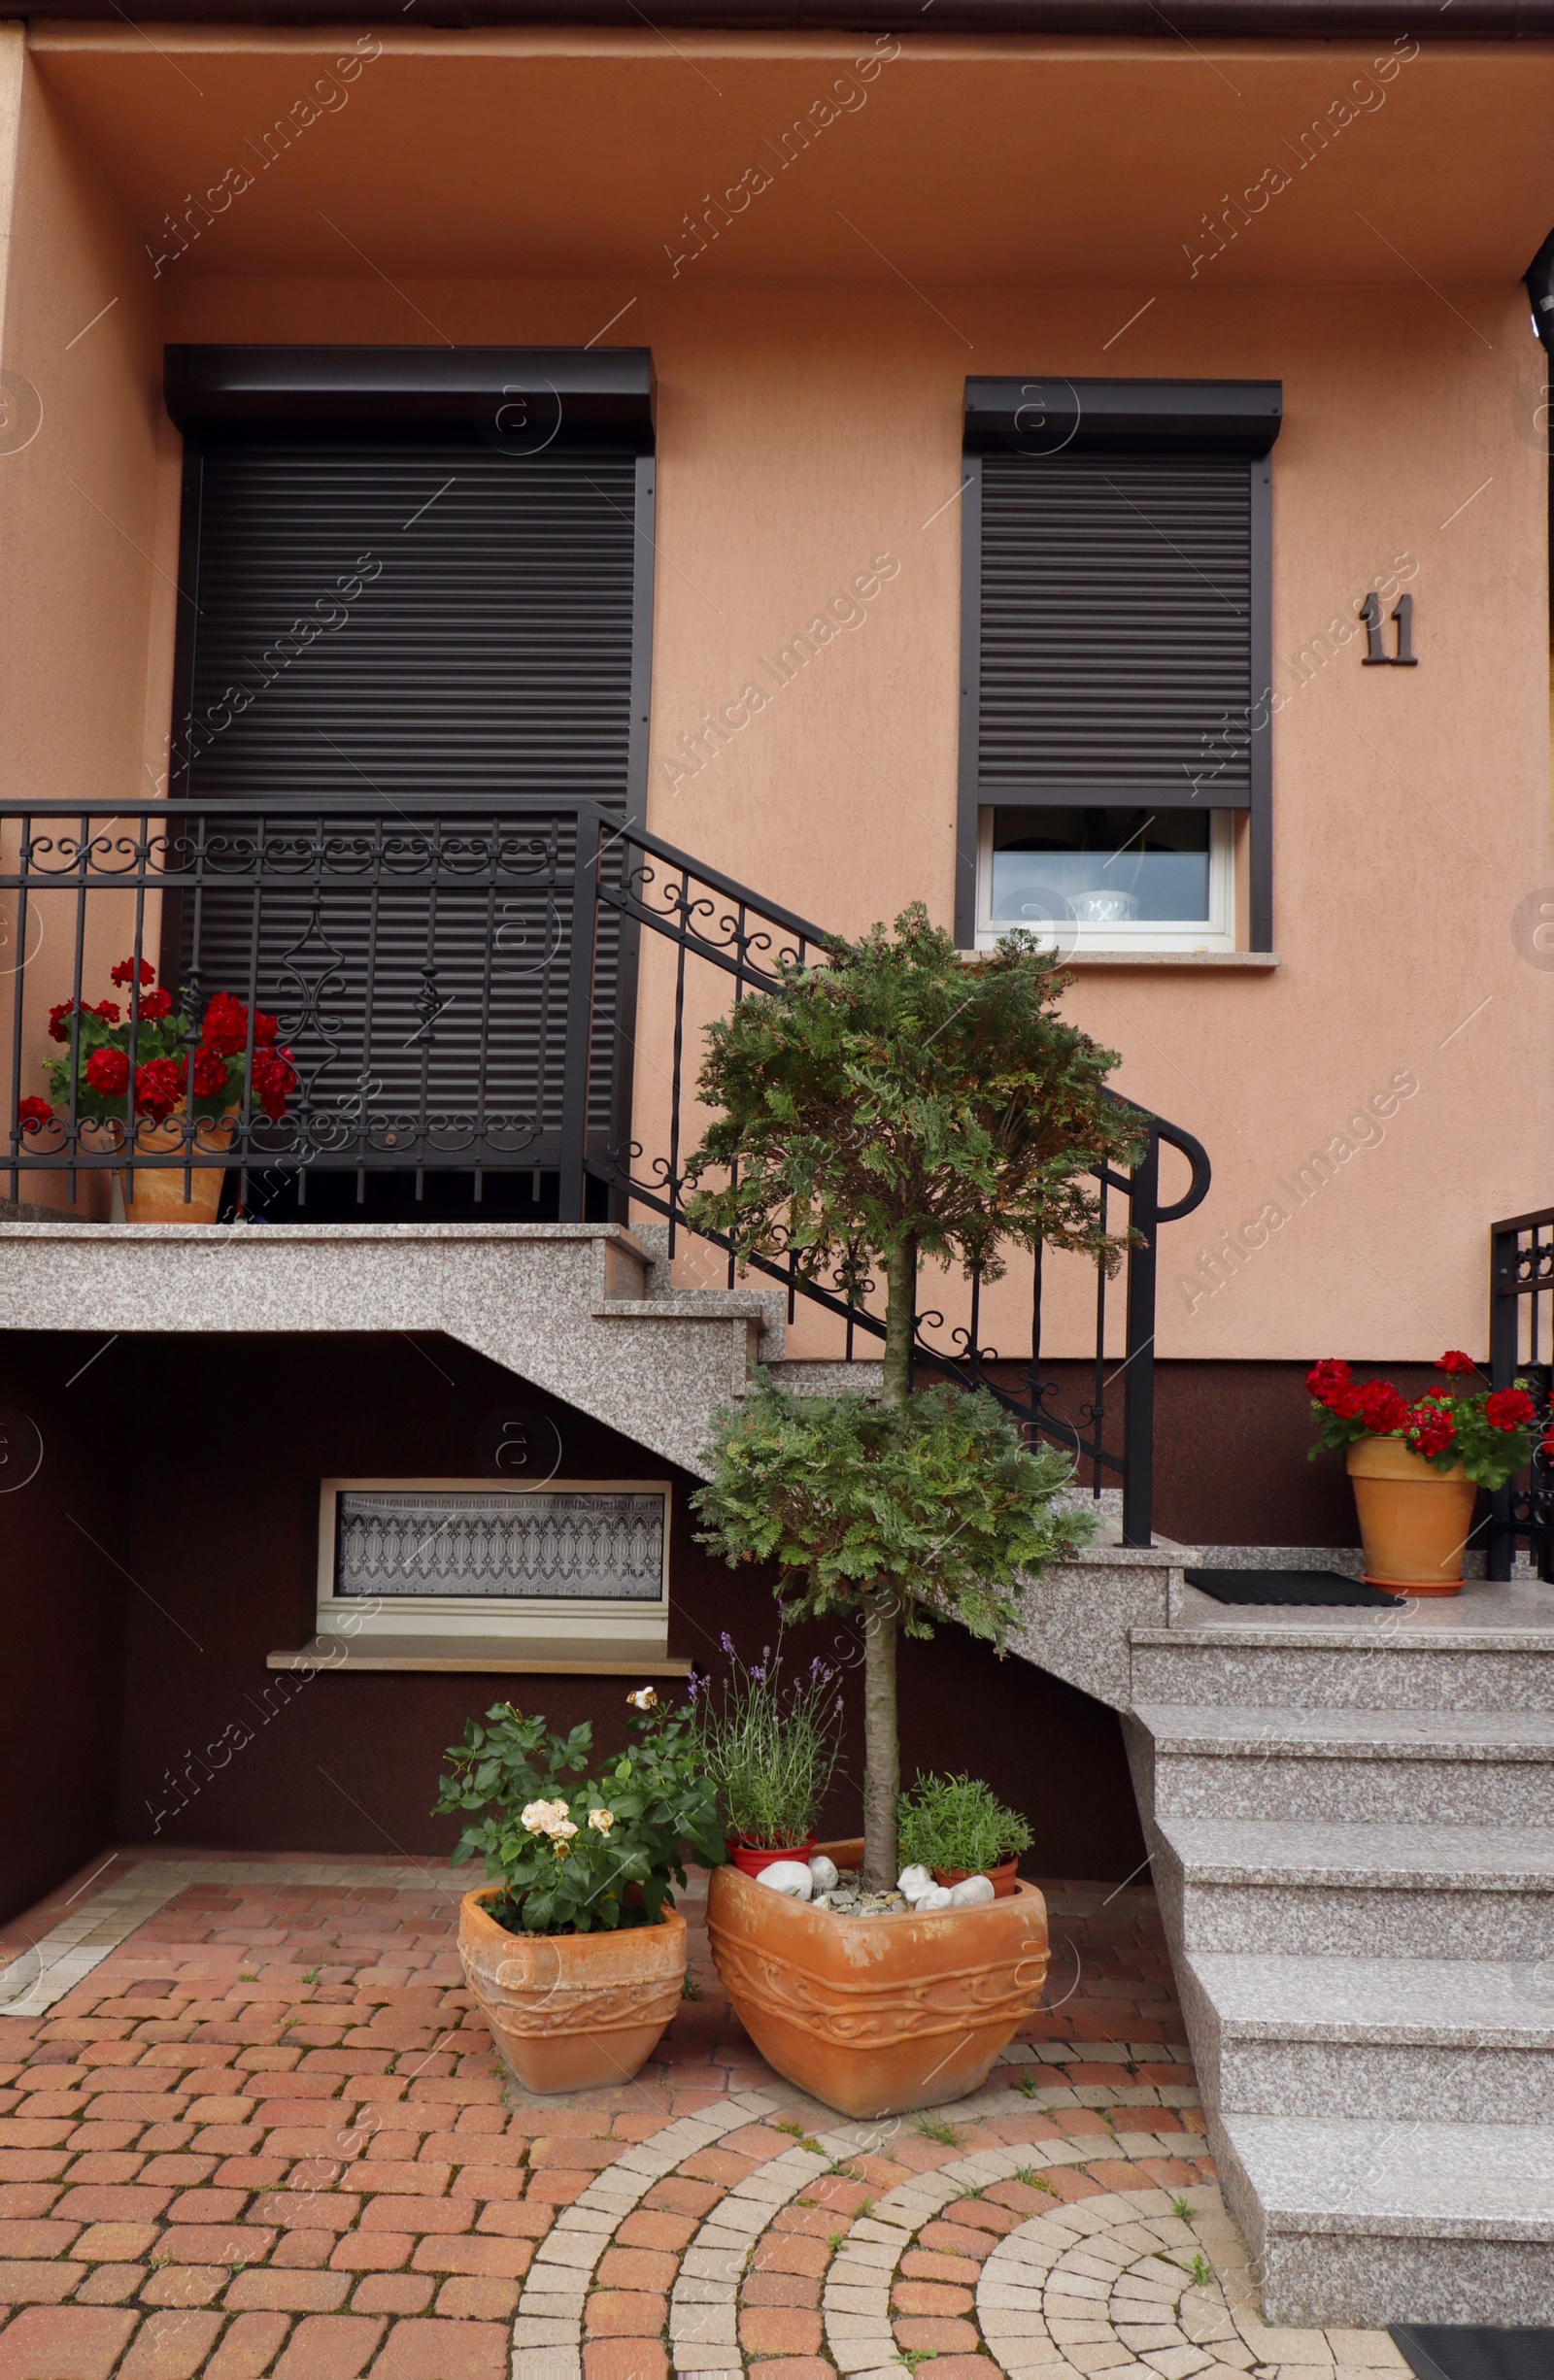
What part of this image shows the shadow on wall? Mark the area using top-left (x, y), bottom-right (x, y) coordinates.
top-left (0, 1330), bottom-right (1148, 1925)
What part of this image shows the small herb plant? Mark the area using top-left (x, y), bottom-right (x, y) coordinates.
top-left (689, 1632), bottom-right (843, 1848)
top-left (433, 1691), bottom-right (724, 1936)
top-left (896, 1772), bottom-right (1033, 1875)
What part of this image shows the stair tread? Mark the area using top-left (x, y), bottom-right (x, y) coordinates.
top-left (1157, 1814), bottom-right (1554, 1887)
top-left (1221, 2112), bottom-right (1554, 2236)
top-left (1187, 1950), bottom-right (1554, 2045)
top-left (1135, 1701), bottom-right (1554, 1756)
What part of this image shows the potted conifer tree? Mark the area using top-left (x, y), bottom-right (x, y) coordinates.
top-left (687, 904), bottom-right (1142, 2116)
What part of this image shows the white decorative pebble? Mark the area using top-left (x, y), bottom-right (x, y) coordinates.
top-left (948, 1873), bottom-right (997, 1906)
top-left (808, 1854), bottom-right (840, 1892)
top-left (897, 1864), bottom-right (933, 1899)
top-left (755, 1860), bottom-right (813, 1898)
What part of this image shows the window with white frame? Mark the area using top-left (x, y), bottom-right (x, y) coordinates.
top-left (955, 378), bottom-right (1281, 955)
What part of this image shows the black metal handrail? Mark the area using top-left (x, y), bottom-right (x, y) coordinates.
top-left (0, 792), bottom-right (1211, 1544)
top-left (1489, 1204), bottom-right (1554, 1580)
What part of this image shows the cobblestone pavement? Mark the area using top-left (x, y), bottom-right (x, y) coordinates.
top-left (0, 1852), bottom-right (1412, 2378)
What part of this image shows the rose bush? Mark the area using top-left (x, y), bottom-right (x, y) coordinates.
top-left (432, 1690), bottom-right (724, 1936)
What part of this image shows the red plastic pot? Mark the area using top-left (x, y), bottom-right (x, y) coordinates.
top-left (726, 1838), bottom-right (817, 1880)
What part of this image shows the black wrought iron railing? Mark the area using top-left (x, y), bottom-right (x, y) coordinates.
top-left (1489, 1204), bottom-right (1554, 1580)
top-left (0, 794), bottom-right (1210, 1543)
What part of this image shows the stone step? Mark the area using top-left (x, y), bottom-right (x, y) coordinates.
top-left (1132, 1607), bottom-right (1554, 1714)
top-left (1154, 1815), bottom-right (1554, 1959)
top-left (1137, 1701), bottom-right (1554, 1824)
top-left (1214, 2110), bottom-right (1554, 2327)
top-left (1180, 1948), bottom-right (1554, 2124)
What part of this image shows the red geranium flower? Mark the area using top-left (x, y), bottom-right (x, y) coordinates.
top-left (47, 1000), bottom-right (76, 1043)
top-left (1437, 1350), bottom-right (1476, 1376)
top-left (250, 1045), bottom-right (298, 1122)
top-left (85, 1001), bottom-right (121, 1025)
top-left (1485, 1388), bottom-right (1537, 1433)
top-left (192, 1050), bottom-right (230, 1101)
top-left (1409, 1409), bottom-right (1458, 1460)
top-left (17, 1096), bottom-right (53, 1134)
top-left (110, 956), bottom-right (155, 988)
top-left (84, 1047), bottom-right (130, 1098)
top-left (1357, 1380), bottom-right (1409, 1435)
top-left (253, 1010), bottom-right (280, 1048)
top-left (199, 990), bottom-right (249, 1058)
top-left (140, 988), bottom-right (175, 1021)
top-left (1305, 1358), bottom-right (1352, 1407)
top-left (133, 1058), bottom-right (184, 1123)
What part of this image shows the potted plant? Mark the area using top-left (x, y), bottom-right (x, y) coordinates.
top-left (686, 905), bottom-right (1136, 2116)
top-left (898, 1771), bottom-right (1033, 1898)
top-left (19, 958), bottom-right (298, 1223)
top-left (433, 1690), bottom-right (724, 2094)
top-left (1307, 1353), bottom-right (1537, 1592)
top-left (689, 1632), bottom-right (843, 1876)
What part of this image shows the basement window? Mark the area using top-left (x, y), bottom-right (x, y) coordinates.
top-left (312, 1479), bottom-right (671, 1659)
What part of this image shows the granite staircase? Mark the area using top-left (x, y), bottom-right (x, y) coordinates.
top-left (1125, 1582), bottom-right (1554, 2328)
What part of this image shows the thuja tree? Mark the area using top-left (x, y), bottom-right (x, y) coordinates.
top-left (686, 904), bottom-right (1144, 1891)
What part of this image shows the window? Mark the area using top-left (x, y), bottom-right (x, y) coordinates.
top-left (956, 378), bottom-right (1281, 954)
top-left (315, 1479), bottom-right (671, 1654)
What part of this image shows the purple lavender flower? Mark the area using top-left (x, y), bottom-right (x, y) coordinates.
top-left (720, 1631), bottom-right (735, 1656)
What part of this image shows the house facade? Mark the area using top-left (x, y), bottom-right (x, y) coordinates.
top-left (1, 0), bottom-right (1553, 2328)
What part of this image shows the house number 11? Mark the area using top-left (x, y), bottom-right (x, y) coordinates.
top-left (1360, 591), bottom-right (1417, 666)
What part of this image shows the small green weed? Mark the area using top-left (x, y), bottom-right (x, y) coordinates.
top-left (914, 2115), bottom-right (959, 2147)
top-left (1016, 2069), bottom-right (1040, 2098)
top-left (1171, 2196), bottom-right (1194, 2224)
top-left (1013, 2166), bottom-right (1056, 2195)
top-left (681, 1969), bottom-right (702, 2000)
top-left (1188, 2252), bottom-right (1213, 2289)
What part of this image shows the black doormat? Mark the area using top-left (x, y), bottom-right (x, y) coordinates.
top-left (1185, 1566), bottom-right (1405, 1608)
top-left (1393, 2327), bottom-right (1554, 2380)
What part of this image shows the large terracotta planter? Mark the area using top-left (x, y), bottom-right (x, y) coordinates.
top-left (1348, 1435), bottom-right (1476, 1594)
top-left (114, 1111), bottom-right (234, 1224)
top-left (458, 1888), bottom-right (686, 2094)
top-left (706, 1836), bottom-right (1049, 2118)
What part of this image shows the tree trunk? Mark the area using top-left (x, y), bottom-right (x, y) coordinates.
top-left (861, 1586), bottom-right (898, 1892)
top-left (861, 1230), bottom-right (917, 1893)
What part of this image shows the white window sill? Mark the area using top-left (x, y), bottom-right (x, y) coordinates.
top-left (1058, 950), bottom-right (1280, 970)
top-left (268, 1633), bottom-right (691, 1677)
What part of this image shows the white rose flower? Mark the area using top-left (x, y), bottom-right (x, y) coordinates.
top-left (521, 1800), bottom-right (555, 1834)
top-left (588, 1808), bottom-right (616, 1833)
top-left (551, 1817), bottom-right (579, 1839)
top-left (626, 1687), bottom-right (658, 1711)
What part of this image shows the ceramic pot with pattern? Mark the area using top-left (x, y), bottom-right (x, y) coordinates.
top-left (458, 1887), bottom-right (687, 2094)
top-left (706, 1836), bottom-right (1049, 2118)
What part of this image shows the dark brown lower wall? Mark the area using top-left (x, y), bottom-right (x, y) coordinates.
top-left (1010, 1358), bottom-right (1452, 1546)
top-left (0, 1335), bottom-right (127, 1925)
top-left (5, 1335), bottom-right (1440, 1924)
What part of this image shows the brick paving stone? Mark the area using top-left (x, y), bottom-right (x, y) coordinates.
top-left (895, 2315), bottom-right (984, 2353)
top-left (118, 2308), bottom-right (225, 2377)
top-left (432, 2276), bottom-right (519, 2319)
top-left (739, 2305), bottom-right (824, 2356)
top-left (596, 2244), bottom-right (679, 2292)
top-left (893, 2279), bottom-right (976, 2315)
top-left (271, 2313), bottom-right (385, 2377)
top-left (0, 2306), bottom-right (139, 2378)
top-left (365, 2315), bottom-right (510, 2375)
top-left (140, 2267), bottom-right (230, 2308)
top-left (226, 2268), bottom-right (354, 2313)
top-left (77, 2263), bottom-right (144, 2304)
top-left (0, 2257), bottom-right (84, 2302)
top-left (582, 2344), bottom-right (671, 2380)
top-left (585, 2289), bottom-right (670, 2336)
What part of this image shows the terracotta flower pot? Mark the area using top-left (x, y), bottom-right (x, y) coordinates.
top-left (114, 1110), bottom-right (234, 1225)
top-left (727, 1837), bottom-right (817, 1879)
top-left (707, 1836), bottom-right (1049, 2118)
top-left (932, 1858), bottom-right (1021, 1898)
top-left (457, 1887), bottom-right (686, 2094)
top-left (1347, 1435), bottom-right (1476, 1595)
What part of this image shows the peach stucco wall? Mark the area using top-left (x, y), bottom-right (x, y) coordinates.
top-left (2, 28), bottom-right (1551, 1350)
